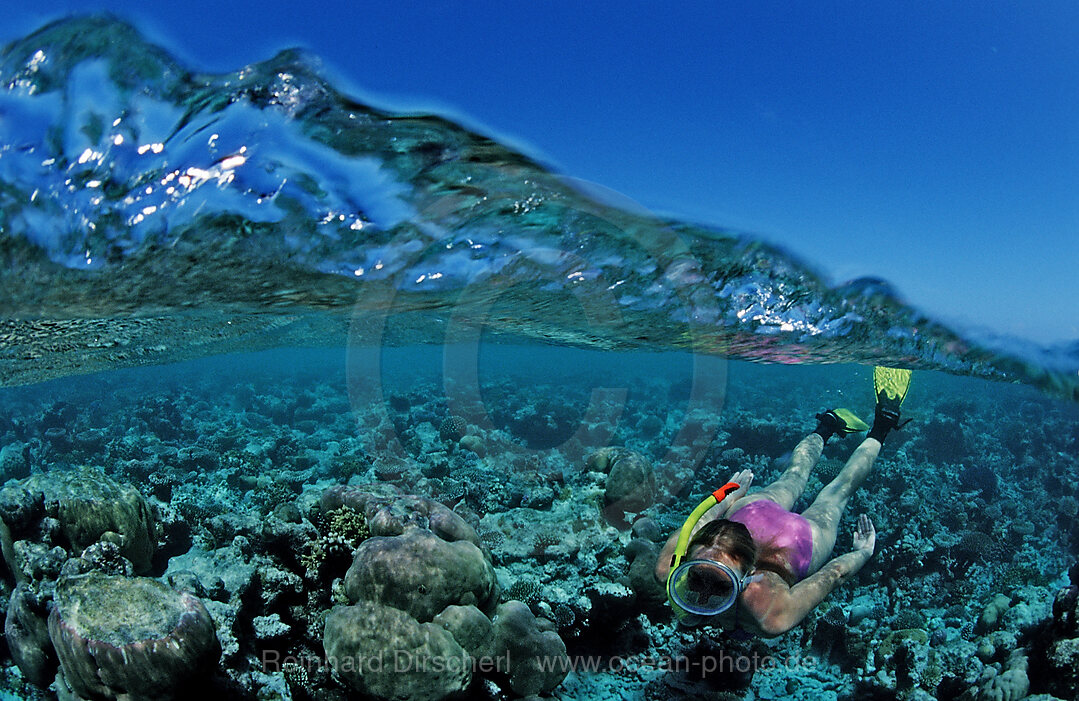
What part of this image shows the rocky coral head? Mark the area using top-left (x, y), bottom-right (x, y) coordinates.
top-left (1053, 584), bottom-right (1079, 637)
top-left (585, 446), bottom-right (624, 473)
top-left (490, 600), bottom-right (569, 697)
top-left (325, 600), bottom-right (471, 701)
top-left (321, 484), bottom-right (481, 547)
top-left (5, 583), bottom-right (56, 687)
top-left (345, 529), bottom-right (499, 621)
top-left (48, 573), bottom-right (220, 701)
top-left (590, 448), bottom-right (655, 529)
top-left (0, 467), bottom-right (157, 573)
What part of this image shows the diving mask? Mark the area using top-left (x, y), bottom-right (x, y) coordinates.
top-left (667, 559), bottom-right (755, 624)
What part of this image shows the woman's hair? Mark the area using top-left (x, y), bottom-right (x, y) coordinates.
top-left (688, 519), bottom-right (757, 569)
top-left (688, 518), bottom-right (796, 585)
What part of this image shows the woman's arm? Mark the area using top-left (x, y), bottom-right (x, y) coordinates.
top-left (653, 469), bottom-right (754, 583)
top-left (751, 514), bottom-right (876, 636)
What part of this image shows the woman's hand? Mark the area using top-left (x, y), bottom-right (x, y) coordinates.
top-left (723, 469), bottom-right (753, 503)
top-left (852, 514), bottom-right (876, 555)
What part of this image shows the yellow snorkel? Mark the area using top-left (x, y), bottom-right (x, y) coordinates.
top-left (667, 481), bottom-right (741, 575)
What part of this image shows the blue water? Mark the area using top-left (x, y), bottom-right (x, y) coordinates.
top-left (1, 15), bottom-right (1078, 701)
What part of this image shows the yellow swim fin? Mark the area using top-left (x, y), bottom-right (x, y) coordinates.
top-left (831, 408), bottom-right (869, 434)
top-left (813, 407), bottom-right (869, 439)
top-left (873, 366), bottom-right (912, 410)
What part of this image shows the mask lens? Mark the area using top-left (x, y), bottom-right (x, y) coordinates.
top-left (668, 560), bottom-right (740, 617)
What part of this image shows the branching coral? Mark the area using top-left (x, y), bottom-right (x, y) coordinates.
top-left (952, 530), bottom-right (1006, 568)
top-left (504, 578), bottom-right (543, 605)
top-left (438, 416), bottom-right (468, 443)
top-left (531, 531), bottom-right (560, 561)
top-left (300, 506), bottom-right (369, 574)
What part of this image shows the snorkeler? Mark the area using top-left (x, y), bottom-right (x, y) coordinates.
top-left (654, 367), bottom-right (912, 637)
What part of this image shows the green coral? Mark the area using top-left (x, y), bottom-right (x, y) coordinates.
top-left (283, 660), bottom-right (310, 690)
top-left (874, 628), bottom-right (929, 668)
top-left (250, 481), bottom-right (295, 513)
top-left (477, 527), bottom-right (505, 549)
top-left (552, 603), bottom-right (575, 628)
top-left (504, 578), bottom-right (543, 604)
top-left (220, 450), bottom-right (263, 473)
top-left (173, 490), bottom-right (227, 523)
top-left (438, 416), bottom-right (468, 442)
top-left (893, 609), bottom-right (927, 630)
top-left (532, 532), bottom-right (560, 551)
top-left (300, 506), bottom-right (370, 574)
top-left (1000, 564), bottom-right (1049, 588)
top-left (327, 506), bottom-right (369, 543)
top-left (919, 660), bottom-right (944, 690)
top-left (336, 455), bottom-right (371, 480)
top-left (300, 540), bottom-right (324, 577)
top-left (815, 457), bottom-right (845, 482)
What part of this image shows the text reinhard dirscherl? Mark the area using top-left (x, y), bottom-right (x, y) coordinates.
top-left (262, 649), bottom-right (822, 676)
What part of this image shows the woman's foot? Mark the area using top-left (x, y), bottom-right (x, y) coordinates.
top-left (813, 408), bottom-right (868, 443)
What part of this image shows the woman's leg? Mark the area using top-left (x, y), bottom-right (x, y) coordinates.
top-left (730, 433), bottom-right (824, 514)
top-left (801, 437), bottom-right (881, 572)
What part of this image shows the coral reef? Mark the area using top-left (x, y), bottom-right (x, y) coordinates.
top-left (4, 583), bottom-right (54, 686)
top-left (489, 600), bottom-right (569, 696)
top-left (432, 604), bottom-right (494, 660)
top-left (0, 348), bottom-right (1076, 700)
top-left (0, 466), bottom-right (157, 574)
top-left (438, 416), bottom-right (469, 444)
top-left (299, 505), bottom-right (369, 575)
top-left (321, 483), bottom-right (482, 546)
top-left (588, 447), bottom-right (656, 529)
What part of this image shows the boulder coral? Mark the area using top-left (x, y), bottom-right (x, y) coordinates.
top-left (344, 529), bottom-right (498, 621)
top-left (488, 600), bottom-right (569, 697)
top-left (587, 447), bottom-right (655, 528)
top-left (432, 604), bottom-right (493, 660)
top-left (48, 573), bottom-right (220, 701)
top-left (4, 583), bottom-right (55, 686)
top-left (324, 600), bottom-right (471, 701)
top-left (976, 650), bottom-right (1029, 701)
top-left (0, 467), bottom-right (157, 574)
top-left (977, 593), bottom-right (1012, 634)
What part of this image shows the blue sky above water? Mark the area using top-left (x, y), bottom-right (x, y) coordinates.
top-left (3, 1), bottom-right (1077, 345)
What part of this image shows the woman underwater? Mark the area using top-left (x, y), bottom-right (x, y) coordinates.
top-left (654, 367), bottom-right (912, 637)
